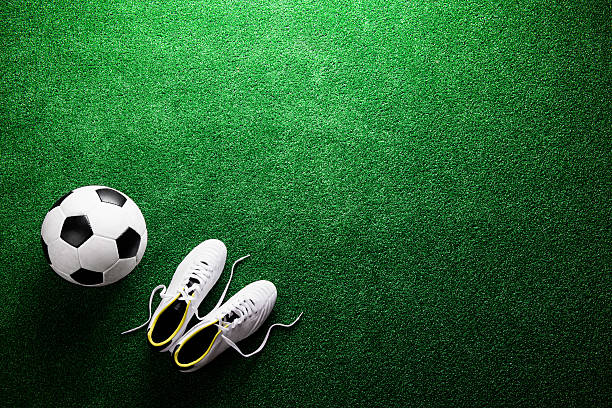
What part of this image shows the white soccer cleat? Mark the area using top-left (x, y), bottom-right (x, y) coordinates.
top-left (122, 239), bottom-right (238, 352)
top-left (172, 280), bottom-right (302, 372)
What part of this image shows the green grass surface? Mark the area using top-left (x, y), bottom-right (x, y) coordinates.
top-left (1, 0), bottom-right (611, 406)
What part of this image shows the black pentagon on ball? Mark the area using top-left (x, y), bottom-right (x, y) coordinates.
top-left (41, 236), bottom-right (51, 264)
top-left (51, 191), bottom-right (72, 209)
top-left (116, 227), bottom-right (140, 258)
top-left (71, 268), bottom-right (104, 285)
top-left (96, 188), bottom-right (127, 207)
top-left (60, 215), bottom-right (93, 248)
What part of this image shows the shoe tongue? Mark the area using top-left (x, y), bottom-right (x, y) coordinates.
top-left (171, 300), bottom-right (187, 311)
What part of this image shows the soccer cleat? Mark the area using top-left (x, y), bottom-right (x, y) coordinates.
top-left (172, 280), bottom-right (302, 372)
top-left (122, 239), bottom-right (245, 352)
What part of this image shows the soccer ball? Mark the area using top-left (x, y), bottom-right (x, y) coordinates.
top-left (41, 185), bottom-right (147, 287)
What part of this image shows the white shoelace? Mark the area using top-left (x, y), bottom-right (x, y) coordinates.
top-left (216, 305), bottom-right (303, 358)
top-left (121, 255), bottom-right (250, 335)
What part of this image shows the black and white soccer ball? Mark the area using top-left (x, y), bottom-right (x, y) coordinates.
top-left (41, 185), bottom-right (147, 287)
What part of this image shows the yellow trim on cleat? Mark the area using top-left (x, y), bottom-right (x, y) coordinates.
top-left (174, 321), bottom-right (229, 368)
top-left (147, 293), bottom-right (191, 347)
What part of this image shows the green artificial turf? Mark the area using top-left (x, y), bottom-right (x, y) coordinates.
top-left (1, 0), bottom-right (611, 406)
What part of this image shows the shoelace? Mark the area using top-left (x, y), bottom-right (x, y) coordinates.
top-left (121, 255), bottom-right (250, 335)
top-left (176, 261), bottom-right (214, 303)
top-left (215, 304), bottom-right (303, 358)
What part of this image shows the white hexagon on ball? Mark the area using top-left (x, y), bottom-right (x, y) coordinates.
top-left (78, 235), bottom-right (119, 272)
top-left (123, 199), bottom-right (147, 236)
top-left (87, 204), bottom-right (130, 240)
top-left (104, 258), bottom-right (137, 285)
top-left (41, 207), bottom-right (65, 244)
top-left (60, 187), bottom-right (101, 217)
top-left (136, 230), bottom-right (147, 263)
top-left (51, 265), bottom-right (71, 281)
top-left (47, 239), bottom-right (81, 275)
